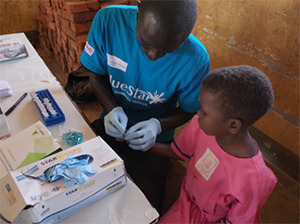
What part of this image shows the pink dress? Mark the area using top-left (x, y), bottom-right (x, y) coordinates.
top-left (159, 116), bottom-right (277, 224)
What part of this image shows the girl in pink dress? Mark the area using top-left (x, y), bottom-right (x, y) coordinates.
top-left (148, 65), bottom-right (277, 224)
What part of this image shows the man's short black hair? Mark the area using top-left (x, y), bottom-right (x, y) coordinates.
top-left (201, 65), bottom-right (274, 125)
top-left (139, 0), bottom-right (197, 35)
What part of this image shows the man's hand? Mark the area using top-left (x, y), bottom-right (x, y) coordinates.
top-left (125, 118), bottom-right (161, 152)
top-left (104, 107), bottom-right (128, 139)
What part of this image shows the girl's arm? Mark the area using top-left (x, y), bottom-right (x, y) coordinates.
top-left (148, 142), bottom-right (182, 160)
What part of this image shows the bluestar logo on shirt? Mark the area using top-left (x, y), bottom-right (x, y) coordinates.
top-left (109, 75), bottom-right (166, 106)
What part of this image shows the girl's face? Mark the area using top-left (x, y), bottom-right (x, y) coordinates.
top-left (197, 87), bottom-right (230, 136)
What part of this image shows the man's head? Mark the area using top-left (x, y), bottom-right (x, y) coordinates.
top-left (136, 0), bottom-right (197, 61)
top-left (201, 65), bottom-right (274, 126)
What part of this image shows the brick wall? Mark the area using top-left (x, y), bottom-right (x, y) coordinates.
top-left (37, 0), bottom-right (136, 73)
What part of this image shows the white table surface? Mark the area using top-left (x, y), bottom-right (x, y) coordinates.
top-left (0, 33), bottom-right (95, 142)
top-left (0, 33), bottom-right (159, 224)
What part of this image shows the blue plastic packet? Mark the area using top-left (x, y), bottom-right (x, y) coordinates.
top-left (62, 131), bottom-right (83, 146)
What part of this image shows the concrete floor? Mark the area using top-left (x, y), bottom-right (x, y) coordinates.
top-left (36, 46), bottom-right (299, 224)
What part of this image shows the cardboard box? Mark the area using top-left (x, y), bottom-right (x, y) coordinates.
top-left (0, 136), bottom-right (126, 224)
top-left (0, 121), bottom-right (62, 180)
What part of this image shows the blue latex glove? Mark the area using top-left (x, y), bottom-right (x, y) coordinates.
top-left (104, 106), bottom-right (128, 139)
top-left (125, 118), bottom-right (161, 152)
top-left (38, 156), bottom-right (97, 188)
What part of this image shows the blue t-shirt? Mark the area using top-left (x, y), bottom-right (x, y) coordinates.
top-left (80, 5), bottom-right (210, 142)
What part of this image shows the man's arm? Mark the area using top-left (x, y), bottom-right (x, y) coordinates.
top-left (89, 71), bottom-right (118, 114)
top-left (158, 107), bottom-right (194, 132)
top-left (88, 68), bottom-right (128, 138)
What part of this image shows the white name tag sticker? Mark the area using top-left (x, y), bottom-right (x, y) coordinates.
top-left (195, 148), bottom-right (220, 181)
top-left (107, 53), bottom-right (128, 72)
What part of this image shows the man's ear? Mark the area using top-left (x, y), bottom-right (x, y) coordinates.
top-left (228, 119), bottom-right (242, 135)
top-left (137, 0), bottom-right (141, 19)
top-left (137, 0), bottom-right (141, 10)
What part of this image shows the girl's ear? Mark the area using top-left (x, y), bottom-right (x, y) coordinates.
top-left (228, 119), bottom-right (242, 135)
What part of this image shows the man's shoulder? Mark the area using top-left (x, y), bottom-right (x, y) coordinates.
top-left (94, 5), bottom-right (137, 31)
top-left (186, 34), bottom-right (208, 54)
top-left (99, 5), bottom-right (137, 16)
top-left (179, 34), bottom-right (209, 63)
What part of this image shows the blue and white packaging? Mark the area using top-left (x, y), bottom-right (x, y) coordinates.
top-left (0, 136), bottom-right (127, 224)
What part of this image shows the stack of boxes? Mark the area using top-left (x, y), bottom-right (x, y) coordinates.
top-left (36, 0), bottom-right (135, 73)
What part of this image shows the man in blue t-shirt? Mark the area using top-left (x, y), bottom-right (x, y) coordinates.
top-left (80, 0), bottom-right (210, 213)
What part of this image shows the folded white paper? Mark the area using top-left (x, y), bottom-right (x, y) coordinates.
top-left (0, 38), bottom-right (28, 63)
top-left (0, 80), bottom-right (13, 99)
